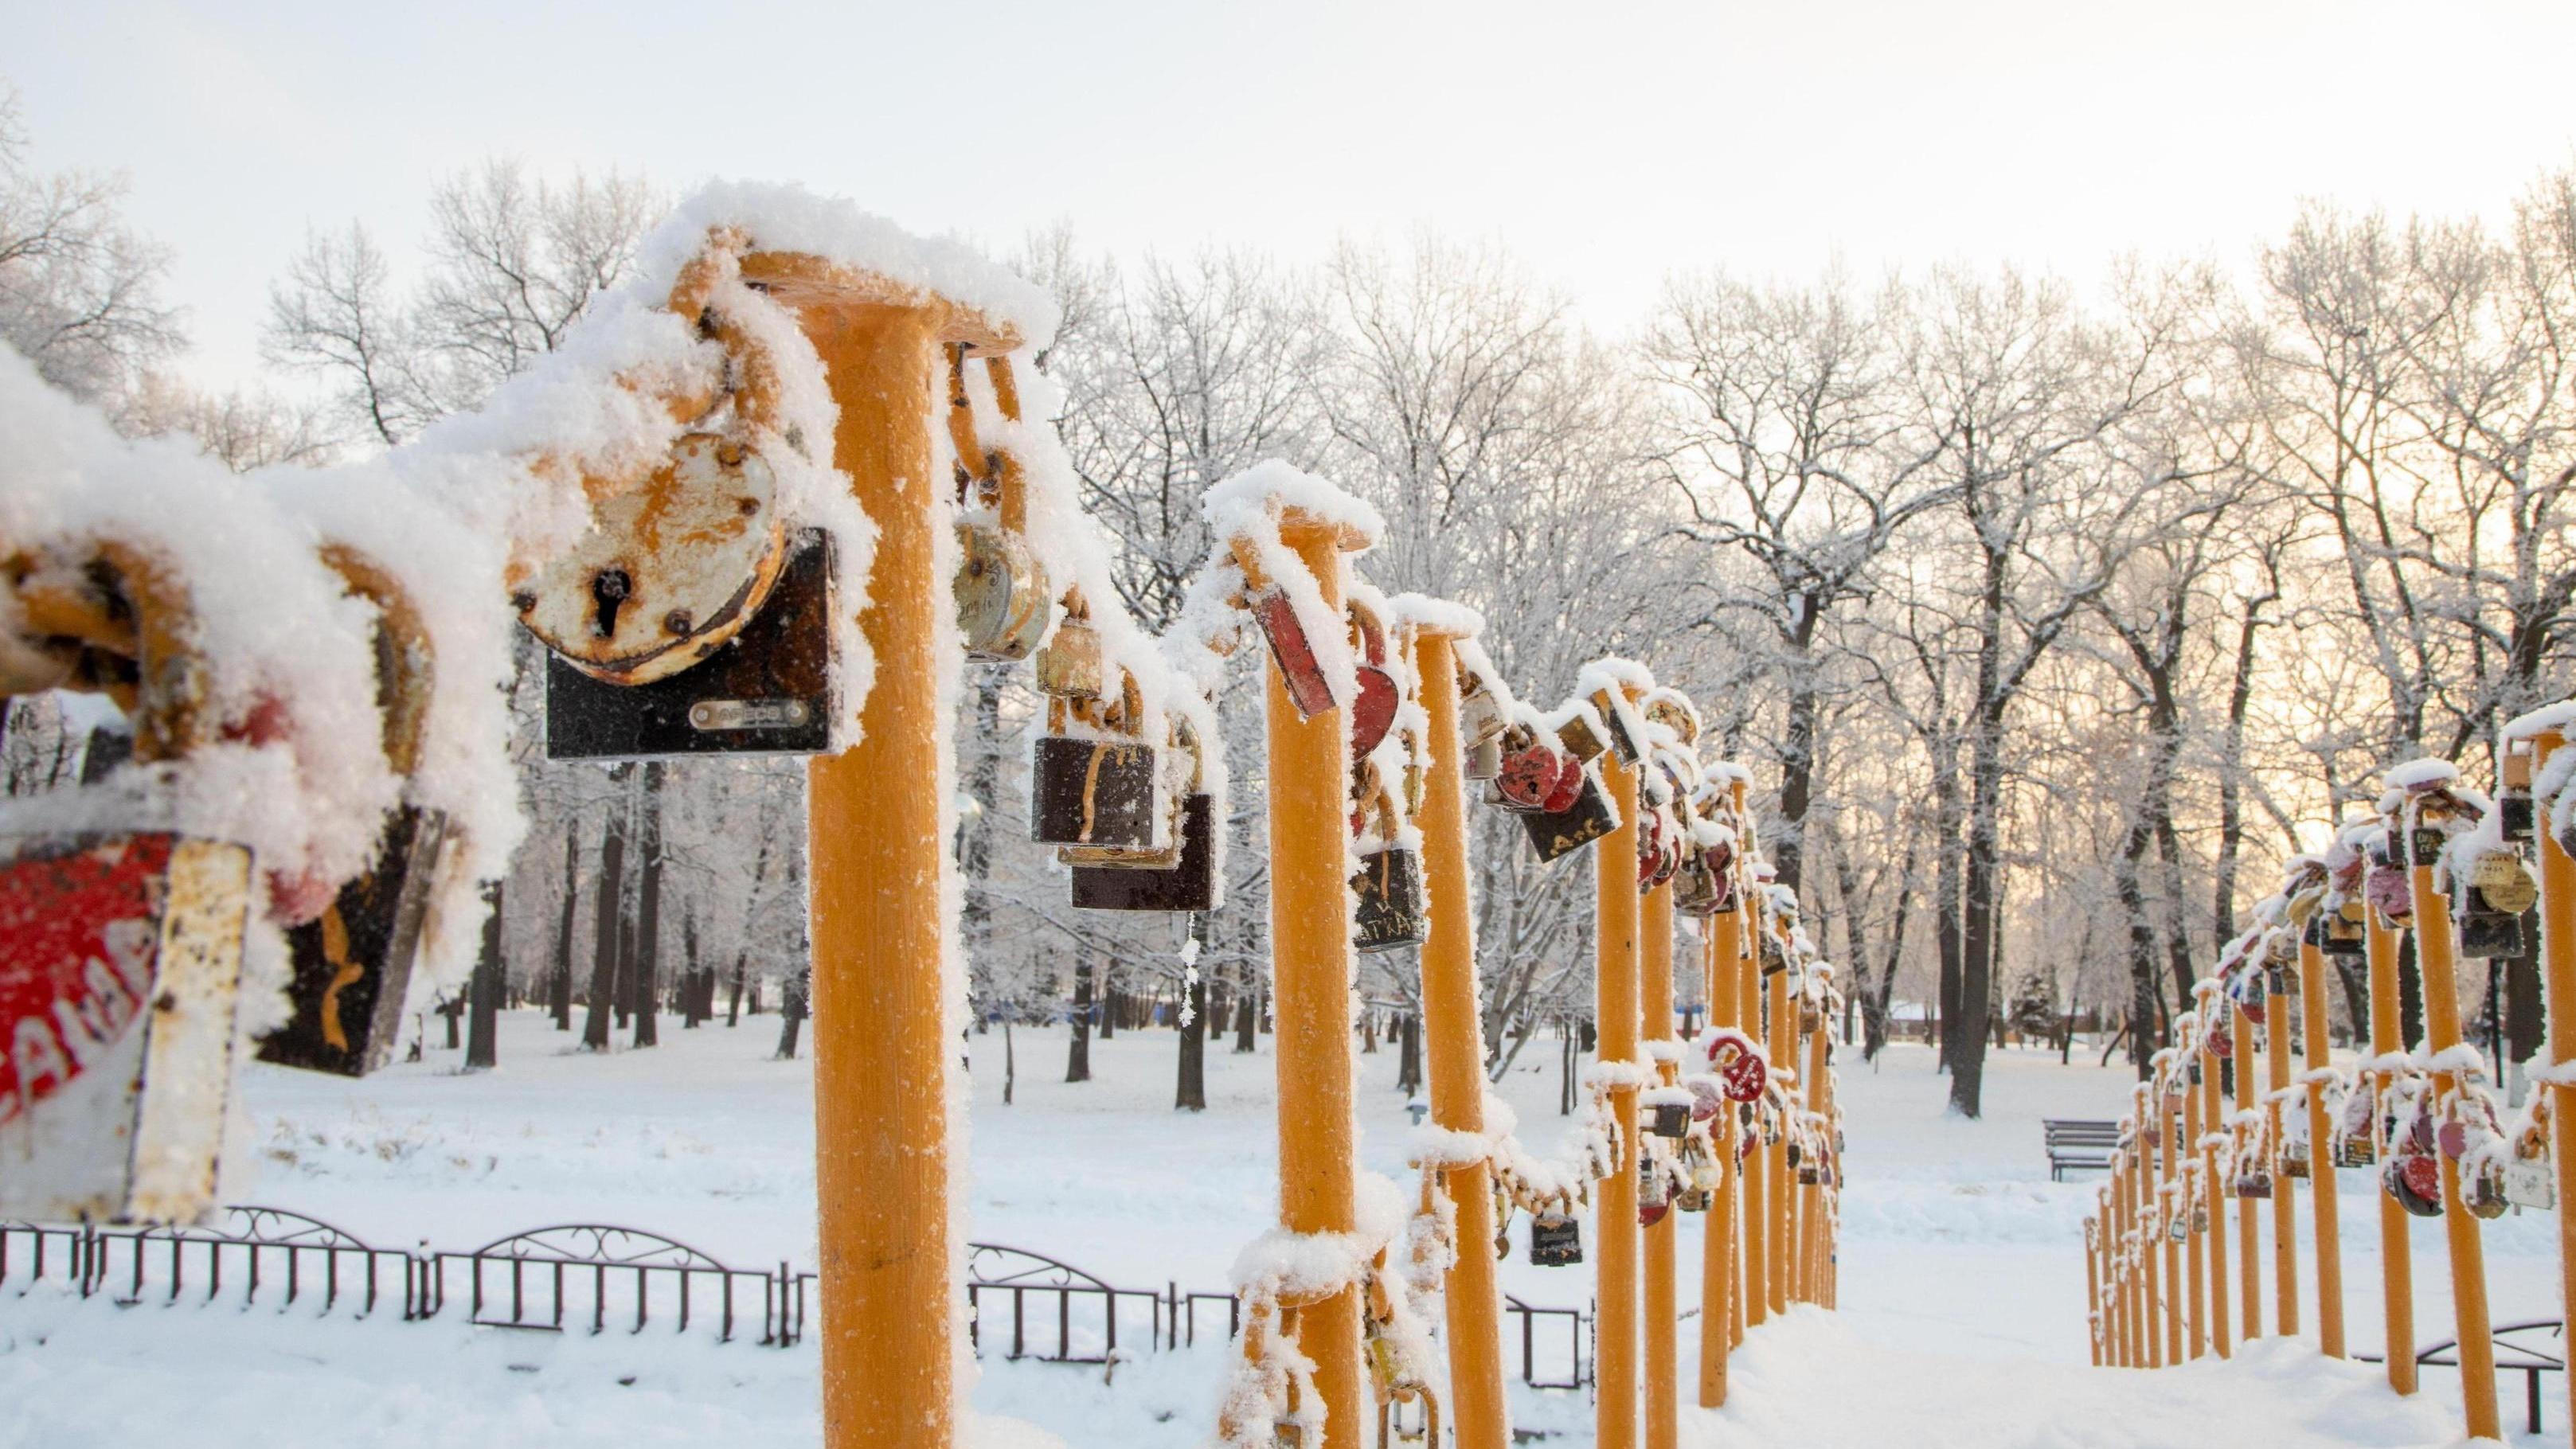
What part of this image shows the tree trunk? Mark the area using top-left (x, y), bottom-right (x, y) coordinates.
top-left (1003, 1015), bottom-right (1016, 1106)
top-left (1096, 968), bottom-right (1116, 1041)
top-left (1233, 973), bottom-right (1257, 1053)
top-left (775, 969), bottom-right (807, 1059)
top-left (466, 882), bottom-right (502, 1070)
top-left (2113, 819), bottom-right (2160, 1080)
top-left (1953, 693), bottom-right (2006, 1118)
top-left (2211, 588), bottom-right (2273, 948)
top-left (1933, 757), bottom-right (1964, 1068)
top-left (1068, 959), bottom-right (1094, 1083)
top-left (631, 760), bottom-right (665, 1049)
top-left (580, 765), bottom-right (632, 1051)
top-left (550, 828), bottom-right (577, 1031)
top-left (1396, 1011), bottom-right (1421, 1096)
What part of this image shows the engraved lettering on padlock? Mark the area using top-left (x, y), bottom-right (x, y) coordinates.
top-left (689, 698), bottom-right (815, 732)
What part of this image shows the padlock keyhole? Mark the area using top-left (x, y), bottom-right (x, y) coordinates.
top-left (592, 568), bottom-right (633, 640)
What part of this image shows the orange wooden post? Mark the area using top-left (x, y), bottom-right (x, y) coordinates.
top-left (1409, 629), bottom-right (1508, 1449)
top-left (769, 263), bottom-right (1001, 1449)
top-left (2408, 827), bottom-right (2500, 1442)
top-left (1738, 848), bottom-right (1769, 1334)
top-left (2263, 963), bottom-right (2300, 1340)
top-left (2199, 1017), bottom-right (2232, 1359)
top-left (2531, 728), bottom-right (2576, 1432)
top-left (2135, 1092), bottom-right (2164, 1368)
top-left (2234, 1002), bottom-right (2264, 1343)
top-left (1641, 871), bottom-right (1679, 1449)
top-left (1766, 963), bottom-right (1792, 1316)
top-left (1697, 900), bottom-right (1738, 1406)
top-left (2363, 905), bottom-right (2414, 1393)
top-left (2297, 932), bottom-right (2344, 1358)
top-left (2157, 1070), bottom-right (2183, 1365)
top-left (2087, 1214), bottom-right (2105, 1366)
top-left (1265, 516), bottom-right (1369, 1447)
top-left (1804, 1014), bottom-right (1831, 1306)
top-left (2182, 1053), bottom-right (2207, 1360)
top-left (1595, 756), bottom-right (1643, 1449)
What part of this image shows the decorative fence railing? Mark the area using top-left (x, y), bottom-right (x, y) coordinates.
top-left (0, 1207), bottom-right (1596, 1386)
top-left (2357, 1319), bottom-right (2566, 1435)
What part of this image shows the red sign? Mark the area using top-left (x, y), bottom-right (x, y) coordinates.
top-left (0, 834), bottom-right (170, 1126)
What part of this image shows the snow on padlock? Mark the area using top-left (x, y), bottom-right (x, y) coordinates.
top-left (0, 831), bottom-right (252, 1224)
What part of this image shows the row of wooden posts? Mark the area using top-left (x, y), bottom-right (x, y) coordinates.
top-left (792, 297), bottom-right (1850, 1447)
top-left (2085, 723), bottom-right (2576, 1446)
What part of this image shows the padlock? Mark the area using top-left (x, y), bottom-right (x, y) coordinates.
top-left (2234, 1170), bottom-right (2273, 1200)
top-left (2503, 1154), bottom-right (2555, 1210)
top-left (1673, 849), bottom-right (1722, 916)
top-left (2498, 788), bottom-right (2536, 844)
top-left (1538, 743), bottom-right (1587, 814)
top-left (1548, 705), bottom-right (1608, 764)
top-left (2281, 1147), bottom-right (2311, 1180)
top-left (1464, 736), bottom-right (1503, 781)
top-left (1676, 1185), bottom-right (1710, 1213)
top-left (0, 831), bottom-right (255, 1223)
top-left (2167, 1215), bottom-right (2187, 1244)
top-left (1490, 726), bottom-right (1566, 811)
top-left (1457, 674), bottom-right (1509, 748)
top-left (1587, 686), bottom-right (1642, 766)
top-left (1648, 1101), bottom-right (1690, 1138)
top-left (542, 529), bottom-right (834, 759)
top-left (1642, 689), bottom-right (1698, 744)
top-left (2387, 1154), bottom-right (2443, 1217)
top-left (1519, 765), bottom-right (1616, 864)
top-left (2335, 1135), bottom-right (2379, 1169)
top-left (259, 805), bottom-right (453, 1076)
top-left (1351, 842), bottom-right (1428, 955)
top-left (2320, 910), bottom-right (2367, 959)
top-left (1034, 603), bottom-right (1104, 701)
top-left (1031, 731), bottom-right (1159, 849)
top-left (2458, 904), bottom-right (2525, 959)
top-left (2366, 861), bottom-right (2413, 920)
top-left (2409, 826), bottom-right (2447, 869)
top-left (522, 432), bottom-right (790, 687)
top-left (1345, 601), bottom-right (1399, 764)
top-left (1798, 1162), bottom-right (1821, 1187)
top-left (2472, 853), bottom-right (2539, 912)
top-left (954, 521), bottom-right (1050, 663)
top-left (2465, 1165), bottom-right (2509, 1220)
top-left (1069, 793), bottom-right (1216, 912)
top-left (2191, 1206), bottom-right (2210, 1232)
top-left (1249, 585), bottom-right (1337, 719)
top-left (1529, 1211), bottom-right (1583, 1267)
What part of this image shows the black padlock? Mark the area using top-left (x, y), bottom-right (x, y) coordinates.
top-left (2410, 826), bottom-right (2447, 869)
top-left (1031, 736), bottom-right (1159, 849)
top-left (1648, 1102), bottom-right (1689, 1138)
top-left (1529, 1212), bottom-right (1583, 1267)
top-left (259, 806), bottom-right (451, 1076)
top-left (2499, 789), bottom-right (2535, 844)
top-left (2321, 912), bottom-right (2367, 959)
top-left (544, 530), bottom-right (834, 759)
top-left (1351, 846), bottom-right (1427, 953)
top-left (1069, 793), bottom-right (1216, 912)
top-left (2457, 905), bottom-right (2525, 959)
top-left (1519, 767), bottom-right (1616, 864)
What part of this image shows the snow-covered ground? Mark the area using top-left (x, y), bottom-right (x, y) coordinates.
top-left (0, 1011), bottom-right (2562, 1446)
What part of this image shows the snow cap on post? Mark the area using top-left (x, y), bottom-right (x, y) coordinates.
top-left (1384, 592), bottom-right (1485, 642)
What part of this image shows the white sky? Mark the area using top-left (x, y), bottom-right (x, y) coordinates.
top-left (14, 0), bottom-right (2576, 394)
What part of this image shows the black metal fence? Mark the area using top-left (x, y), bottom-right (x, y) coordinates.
top-left (2359, 1318), bottom-right (2565, 1435)
top-left (2, 1207), bottom-right (1595, 1385)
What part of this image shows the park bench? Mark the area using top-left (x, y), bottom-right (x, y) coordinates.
top-left (2042, 1119), bottom-right (2122, 1181)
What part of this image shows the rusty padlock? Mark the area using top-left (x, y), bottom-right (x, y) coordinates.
top-left (1031, 678), bottom-right (1159, 850)
top-left (1035, 596), bottom-right (1104, 701)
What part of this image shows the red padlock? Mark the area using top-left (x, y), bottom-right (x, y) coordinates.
top-left (1345, 601), bottom-right (1398, 763)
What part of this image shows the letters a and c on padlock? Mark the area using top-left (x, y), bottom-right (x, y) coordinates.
top-left (526, 431), bottom-right (835, 760)
top-left (1456, 666), bottom-right (1509, 781)
top-left (1519, 758), bottom-right (1617, 865)
top-left (1033, 672), bottom-right (1160, 852)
